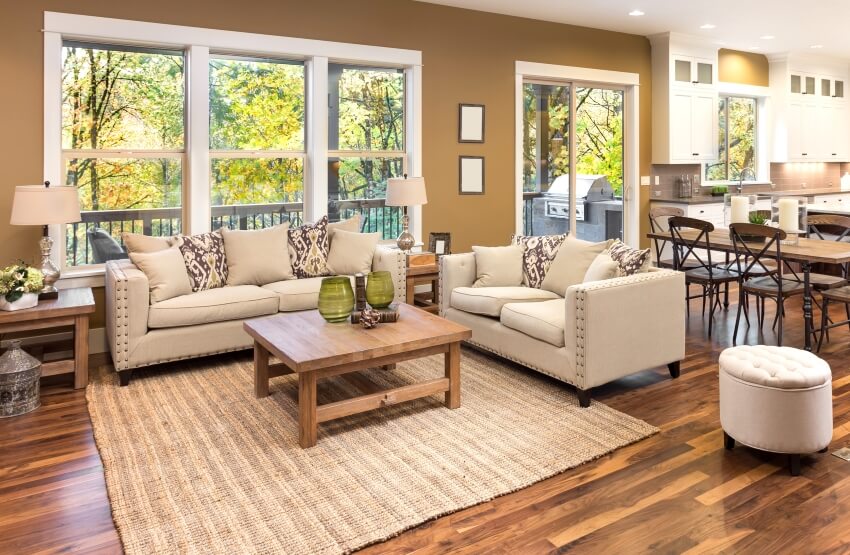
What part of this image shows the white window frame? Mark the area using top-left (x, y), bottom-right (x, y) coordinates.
top-left (515, 61), bottom-right (640, 247)
top-left (703, 82), bottom-right (772, 186)
top-left (43, 12), bottom-right (422, 284)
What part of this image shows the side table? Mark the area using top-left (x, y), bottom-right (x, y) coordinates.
top-left (406, 263), bottom-right (440, 314)
top-left (0, 287), bottom-right (95, 389)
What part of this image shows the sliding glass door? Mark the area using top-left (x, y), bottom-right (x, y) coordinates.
top-left (521, 81), bottom-right (626, 243)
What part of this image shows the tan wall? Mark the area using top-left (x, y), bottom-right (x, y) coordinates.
top-left (0, 0), bottom-right (653, 328)
top-left (718, 49), bottom-right (770, 86)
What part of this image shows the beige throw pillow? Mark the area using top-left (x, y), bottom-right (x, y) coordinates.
top-left (122, 232), bottom-right (176, 254)
top-left (472, 245), bottom-right (524, 288)
top-left (328, 214), bottom-right (362, 243)
top-left (541, 237), bottom-right (612, 295)
top-left (129, 247), bottom-right (192, 303)
top-left (326, 229), bottom-right (380, 275)
top-left (222, 224), bottom-right (293, 286)
top-left (583, 253), bottom-right (619, 282)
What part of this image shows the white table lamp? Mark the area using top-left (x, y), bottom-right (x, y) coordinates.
top-left (386, 176), bottom-right (427, 252)
top-left (10, 182), bottom-right (81, 298)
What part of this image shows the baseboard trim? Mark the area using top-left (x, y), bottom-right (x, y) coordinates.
top-left (1, 327), bottom-right (108, 355)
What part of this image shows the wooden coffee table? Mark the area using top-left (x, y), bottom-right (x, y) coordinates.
top-left (244, 304), bottom-right (472, 448)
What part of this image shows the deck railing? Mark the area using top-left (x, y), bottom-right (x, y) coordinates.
top-left (67, 199), bottom-right (402, 266)
top-left (523, 191), bottom-right (543, 236)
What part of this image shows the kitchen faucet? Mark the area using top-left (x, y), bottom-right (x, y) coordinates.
top-left (736, 167), bottom-right (756, 193)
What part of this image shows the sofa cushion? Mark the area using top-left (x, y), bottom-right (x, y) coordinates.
top-left (500, 299), bottom-right (566, 347)
top-left (450, 286), bottom-right (560, 317)
top-left (129, 246), bottom-right (192, 303)
top-left (541, 237), bottom-right (612, 295)
top-left (148, 285), bottom-right (279, 329)
top-left (289, 216), bottom-right (330, 278)
top-left (328, 214), bottom-right (361, 244)
top-left (263, 276), bottom-right (356, 312)
top-left (122, 232), bottom-right (177, 254)
top-left (608, 240), bottom-right (651, 276)
top-left (326, 230), bottom-right (379, 276)
top-left (472, 245), bottom-right (524, 287)
top-left (222, 224), bottom-right (293, 286)
top-left (583, 253), bottom-right (619, 283)
top-left (177, 231), bottom-right (229, 291)
top-left (511, 233), bottom-right (567, 288)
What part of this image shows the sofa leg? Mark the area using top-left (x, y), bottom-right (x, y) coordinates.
top-left (723, 430), bottom-right (735, 450)
top-left (789, 454), bottom-right (801, 476)
top-left (118, 370), bottom-right (133, 387)
top-left (668, 361), bottom-right (681, 379)
top-left (577, 388), bottom-right (592, 408)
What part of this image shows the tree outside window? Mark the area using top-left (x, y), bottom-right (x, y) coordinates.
top-left (705, 96), bottom-right (756, 182)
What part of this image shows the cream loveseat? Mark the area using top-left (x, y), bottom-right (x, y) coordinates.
top-left (105, 244), bottom-right (405, 386)
top-left (439, 249), bottom-right (686, 406)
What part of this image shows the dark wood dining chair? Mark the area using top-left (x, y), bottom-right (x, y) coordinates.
top-left (649, 206), bottom-right (685, 269)
top-left (808, 215), bottom-right (850, 350)
top-left (668, 216), bottom-right (739, 337)
top-left (729, 224), bottom-right (805, 346)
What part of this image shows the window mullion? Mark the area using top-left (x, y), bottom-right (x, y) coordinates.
top-left (306, 56), bottom-right (329, 223)
top-left (188, 44), bottom-right (210, 234)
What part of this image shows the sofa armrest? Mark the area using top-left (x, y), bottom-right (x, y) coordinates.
top-left (564, 268), bottom-right (686, 389)
top-left (372, 245), bottom-right (407, 303)
top-left (105, 259), bottom-right (151, 371)
top-left (439, 253), bottom-right (476, 316)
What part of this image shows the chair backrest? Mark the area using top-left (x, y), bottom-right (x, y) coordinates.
top-left (87, 228), bottom-right (128, 264)
top-left (728, 223), bottom-right (790, 289)
top-left (668, 216), bottom-right (716, 273)
top-left (649, 206), bottom-right (685, 263)
top-left (807, 214), bottom-right (850, 241)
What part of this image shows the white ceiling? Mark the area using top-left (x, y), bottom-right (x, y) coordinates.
top-left (417, 0), bottom-right (850, 60)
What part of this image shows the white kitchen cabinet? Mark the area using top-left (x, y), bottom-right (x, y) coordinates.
top-left (651, 33), bottom-right (719, 164)
top-left (813, 193), bottom-right (850, 205)
top-left (770, 55), bottom-right (850, 163)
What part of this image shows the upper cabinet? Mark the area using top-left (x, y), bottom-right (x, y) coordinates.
top-left (770, 55), bottom-right (850, 162)
top-left (651, 34), bottom-right (719, 164)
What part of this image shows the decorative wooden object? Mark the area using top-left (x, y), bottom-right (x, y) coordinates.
top-left (406, 263), bottom-right (440, 314)
top-left (407, 252), bottom-right (436, 267)
top-left (244, 304), bottom-right (472, 448)
top-left (351, 273), bottom-right (367, 323)
top-left (0, 287), bottom-right (94, 389)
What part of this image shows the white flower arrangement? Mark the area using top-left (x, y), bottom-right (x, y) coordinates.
top-left (0, 264), bottom-right (44, 302)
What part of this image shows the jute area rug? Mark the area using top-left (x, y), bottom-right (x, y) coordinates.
top-left (87, 349), bottom-right (657, 554)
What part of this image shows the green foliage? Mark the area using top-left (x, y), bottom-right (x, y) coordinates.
top-left (0, 264), bottom-right (43, 303)
top-left (706, 97), bottom-right (756, 182)
top-left (711, 185), bottom-right (729, 195)
top-left (522, 84), bottom-right (624, 195)
top-left (748, 212), bottom-right (768, 225)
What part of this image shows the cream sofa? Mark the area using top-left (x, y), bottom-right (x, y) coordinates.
top-left (105, 245), bottom-right (405, 385)
top-left (439, 253), bottom-right (686, 406)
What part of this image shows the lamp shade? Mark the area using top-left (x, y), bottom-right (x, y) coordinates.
top-left (386, 176), bottom-right (427, 207)
top-left (10, 185), bottom-right (81, 225)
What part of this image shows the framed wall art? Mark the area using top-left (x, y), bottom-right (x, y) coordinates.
top-left (458, 103), bottom-right (485, 143)
top-left (459, 156), bottom-right (485, 195)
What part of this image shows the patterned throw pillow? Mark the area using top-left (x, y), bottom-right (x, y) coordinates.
top-left (608, 240), bottom-right (651, 276)
top-left (289, 216), bottom-right (330, 278)
top-left (511, 234), bottom-right (567, 288)
top-left (177, 231), bottom-right (228, 291)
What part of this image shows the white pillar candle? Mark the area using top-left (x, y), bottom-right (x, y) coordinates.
top-left (778, 198), bottom-right (799, 231)
top-left (731, 195), bottom-right (749, 224)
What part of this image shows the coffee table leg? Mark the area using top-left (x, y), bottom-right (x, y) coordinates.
top-left (299, 372), bottom-right (318, 448)
top-left (254, 341), bottom-right (270, 398)
top-left (445, 342), bottom-right (461, 409)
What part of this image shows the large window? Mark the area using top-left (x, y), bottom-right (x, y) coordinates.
top-left (48, 13), bottom-right (421, 271)
top-left (705, 96), bottom-right (757, 182)
top-left (328, 65), bottom-right (405, 238)
top-left (209, 57), bottom-right (305, 230)
top-left (62, 42), bottom-right (184, 266)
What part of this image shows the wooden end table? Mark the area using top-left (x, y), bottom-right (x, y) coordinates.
top-left (244, 304), bottom-right (471, 448)
top-left (406, 263), bottom-right (440, 314)
top-left (0, 288), bottom-right (95, 389)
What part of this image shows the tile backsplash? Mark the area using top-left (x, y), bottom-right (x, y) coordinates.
top-left (650, 162), bottom-right (850, 199)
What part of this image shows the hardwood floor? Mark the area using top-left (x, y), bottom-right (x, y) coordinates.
top-left (3, 295), bottom-right (850, 554)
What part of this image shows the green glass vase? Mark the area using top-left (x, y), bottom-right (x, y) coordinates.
top-left (318, 277), bottom-right (355, 323)
top-left (366, 271), bottom-right (394, 309)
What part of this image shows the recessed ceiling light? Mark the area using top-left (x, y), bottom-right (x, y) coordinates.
top-left (760, 35), bottom-right (775, 40)
top-left (811, 44), bottom-right (824, 49)
top-left (700, 24), bottom-right (716, 29)
top-left (628, 9), bottom-right (645, 16)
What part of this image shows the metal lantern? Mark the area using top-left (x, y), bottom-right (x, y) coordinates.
top-left (0, 339), bottom-right (42, 417)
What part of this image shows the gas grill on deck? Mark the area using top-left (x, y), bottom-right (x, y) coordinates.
top-left (531, 174), bottom-right (623, 242)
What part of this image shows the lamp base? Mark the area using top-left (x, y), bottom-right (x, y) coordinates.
top-left (38, 234), bottom-right (61, 298)
top-left (395, 213), bottom-right (415, 252)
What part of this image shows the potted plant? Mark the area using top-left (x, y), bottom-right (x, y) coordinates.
top-left (0, 264), bottom-right (43, 311)
top-left (736, 212), bottom-right (770, 243)
top-left (711, 185), bottom-right (729, 197)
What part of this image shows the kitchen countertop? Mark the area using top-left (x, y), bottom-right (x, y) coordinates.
top-left (756, 188), bottom-right (850, 197)
top-left (649, 195), bottom-right (724, 204)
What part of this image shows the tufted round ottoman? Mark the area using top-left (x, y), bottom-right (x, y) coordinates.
top-left (719, 345), bottom-right (832, 476)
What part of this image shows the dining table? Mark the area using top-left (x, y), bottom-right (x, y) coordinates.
top-left (647, 228), bottom-right (850, 351)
